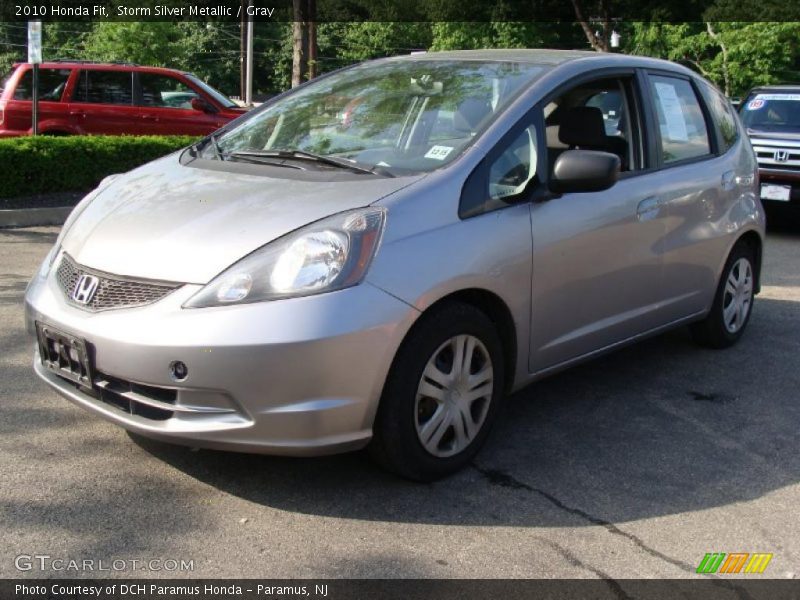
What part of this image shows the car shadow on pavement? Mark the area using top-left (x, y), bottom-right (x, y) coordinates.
top-left (131, 295), bottom-right (800, 528)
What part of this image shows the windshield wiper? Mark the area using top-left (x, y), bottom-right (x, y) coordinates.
top-left (232, 149), bottom-right (395, 177)
top-left (226, 152), bottom-right (305, 170)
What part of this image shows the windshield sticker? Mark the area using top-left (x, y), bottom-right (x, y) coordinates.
top-left (747, 99), bottom-right (765, 110)
top-left (754, 93), bottom-right (800, 102)
top-left (425, 145), bottom-right (454, 160)
top-left (653, 82), bottom-right (689, 142)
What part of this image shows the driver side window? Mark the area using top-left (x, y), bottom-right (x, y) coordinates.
top-left (489, 125), bottom-right (538, 200)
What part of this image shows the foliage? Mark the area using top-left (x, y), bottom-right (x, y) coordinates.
top-left (2, 18), bottom-right (800, 100)
top-left (0, 135), bottom-right (197, 198)
top-left (628, 22), bottom-right (800, 96)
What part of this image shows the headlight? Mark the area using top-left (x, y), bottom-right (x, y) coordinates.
top-left (37, 245), bottom-right (60, 279)
top-left (184, 207), bottom-right (386, 308)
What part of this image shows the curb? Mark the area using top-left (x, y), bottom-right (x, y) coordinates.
top-left (0, 207), bottom-right (72, 229)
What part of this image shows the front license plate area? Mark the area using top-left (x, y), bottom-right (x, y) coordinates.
top-left (760, 183), bottom-right (791, 201)
top-left (36, 322), bottom-right (93, 389)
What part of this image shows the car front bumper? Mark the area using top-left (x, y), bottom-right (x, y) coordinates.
top-left (25, 263), bottom-right (418, 456)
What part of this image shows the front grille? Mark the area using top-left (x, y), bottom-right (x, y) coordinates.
top-left (752, 140), bottom-right (800, 170)
top-left (56, 253), bottom-right (180, 311)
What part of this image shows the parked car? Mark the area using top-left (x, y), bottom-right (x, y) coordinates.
top-left (26, 50), bottom-right (764, 481)
top-left (739, 85), bottom-right (800, 214)
top-left (0, 60), bottom-right (246, 137)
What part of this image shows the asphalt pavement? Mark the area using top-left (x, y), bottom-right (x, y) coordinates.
top-left (1, 224), bottom-right (799, 585)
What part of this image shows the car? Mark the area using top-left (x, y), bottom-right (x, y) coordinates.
top-left (25, 50), bottom-right (764, 481)
top-left (0, 60), bottom-right (247, 137)
top-left (739, 85), bottom-right (800, 214)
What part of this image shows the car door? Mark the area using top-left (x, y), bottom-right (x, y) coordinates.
top-left (644, 71), bottom-right (738, 320)
top-left (528, 72), bottom-right (670, 373)
top-left (68, 69), bottom-right (140, 134)
top-left (136, 72), bottom-right (222, 136)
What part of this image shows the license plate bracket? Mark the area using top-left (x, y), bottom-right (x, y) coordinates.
top-left (35, 322), bottom-right (93, 389)
top-left (760, 183), bottom-right (791, 201)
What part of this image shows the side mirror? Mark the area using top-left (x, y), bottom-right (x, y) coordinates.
top-left (548, 150), bottom-right (620, 194)
top-left (191, 97), bottom-right (216, 113)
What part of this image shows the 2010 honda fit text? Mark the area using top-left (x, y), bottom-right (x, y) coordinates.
top-left (25, 50), bottom-right (764, 481)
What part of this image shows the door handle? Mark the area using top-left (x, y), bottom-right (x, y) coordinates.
top-left (721, 170), bottom-right (736, 191)
top-left (141, 114), bottom-right (159, 121)
top-left (69, 111), bottom-right (86, 117)
top-left (636, 196), bottom-right (661, 221)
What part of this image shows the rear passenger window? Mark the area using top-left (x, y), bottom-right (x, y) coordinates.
top-left (649, 75), bottom-right (710, 164)
top-left (13, 69), bottom-right (71, 101)
top-left (73, 70), bottom-right (133, 105)
top-left (700, 82), bottom-right (739, 153)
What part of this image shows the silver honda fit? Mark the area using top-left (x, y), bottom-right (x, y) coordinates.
top-left (25, 50), bottom-right (764, 480)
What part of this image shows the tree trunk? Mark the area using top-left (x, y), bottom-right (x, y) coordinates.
top-left (571, 0), bottom-right (610, 52)
top-left (291, 0), bottom-right (308, 88)
top-left (705, 22), bottom-right (731, 96)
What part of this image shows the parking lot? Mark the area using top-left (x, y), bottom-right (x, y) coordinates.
top-left (1, 223), bottom-right (799, 581)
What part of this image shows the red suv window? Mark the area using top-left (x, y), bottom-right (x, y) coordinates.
top-left (139, 73), bottom-right (198, 109)
top-left (13, 68), bottom-right (71, 101)
top-left (73, 70), bottom-right (133, 105)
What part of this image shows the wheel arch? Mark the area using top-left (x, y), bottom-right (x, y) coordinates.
top-left (408, 288), bottom-right (518, 394)
top-left (736, 230), bottom-right (763, 294)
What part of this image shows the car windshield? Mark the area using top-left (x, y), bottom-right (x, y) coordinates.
top-left (740, 92), bottom-right (800, 131)
top-left (210, 59), bottom-right (546, 174)
top-left (185, 73), bottom-right (238, 109)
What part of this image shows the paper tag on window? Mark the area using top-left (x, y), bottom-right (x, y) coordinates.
top-left (424, 145), bottom-right (454, 160)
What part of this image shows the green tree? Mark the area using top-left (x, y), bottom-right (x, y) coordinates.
top-left (629, 22), bottom-right (800, 96)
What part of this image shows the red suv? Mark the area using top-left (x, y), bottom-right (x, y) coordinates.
top-left (0, 61), bottom-right (247, 137)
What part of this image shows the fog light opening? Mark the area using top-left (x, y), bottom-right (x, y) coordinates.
top-left (169, 360), bottom-right (189, 382)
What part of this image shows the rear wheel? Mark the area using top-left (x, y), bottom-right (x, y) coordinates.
top-left (369, 302), bottom-right (505, 481)
top-left (691, 242), bottom-right (756, 348)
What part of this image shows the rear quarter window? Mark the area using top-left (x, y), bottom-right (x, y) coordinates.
top-left (699, 81), bottom-right (739, 153)
top-left (13, 68), bottom-right (72, 101)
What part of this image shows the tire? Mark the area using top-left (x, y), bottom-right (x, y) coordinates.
top-left (690, 242), bottom-right (756, 349)
top-left (369, 302), bottom-right (506, 482)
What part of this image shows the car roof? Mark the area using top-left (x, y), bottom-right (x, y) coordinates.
top-left (13, 61), bottom-right (188, 76)
top-left (384, 49), bottom-right (696, 76)
top-left (746, 85), bottom-right (800, 94)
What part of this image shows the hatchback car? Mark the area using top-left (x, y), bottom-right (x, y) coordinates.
top-left (25, 50), bottom-right (764, 481)
top-left (0, 61), bottom-right (246, 137)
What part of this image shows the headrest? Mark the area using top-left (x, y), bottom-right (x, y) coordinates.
top-left (558, 106), bottom-right (608, 147)
top-left (454, 97), bottom-right (492, 134)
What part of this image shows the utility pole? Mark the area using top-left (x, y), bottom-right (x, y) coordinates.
top-left (239, 0), bottom-right (246, 99)
top-left (27, 21), bottom-right (41, 135)
top-left (245, 0), bottom-right (254, 105)
top-left (307, 0), bottom-right (317, 79)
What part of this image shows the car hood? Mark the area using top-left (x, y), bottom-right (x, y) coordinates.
top-left (61, 154), bottom-right (422, 284)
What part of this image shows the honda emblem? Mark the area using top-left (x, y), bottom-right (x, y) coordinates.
top-left (774, 150), bottom-right (790, 162)
top-left (72, 274), bottom-right (99, 304)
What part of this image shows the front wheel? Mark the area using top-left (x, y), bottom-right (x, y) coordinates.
top-left (369, 302), bottom-right (505, 481)
top-left (691, 242), bottom-right (756, 348)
